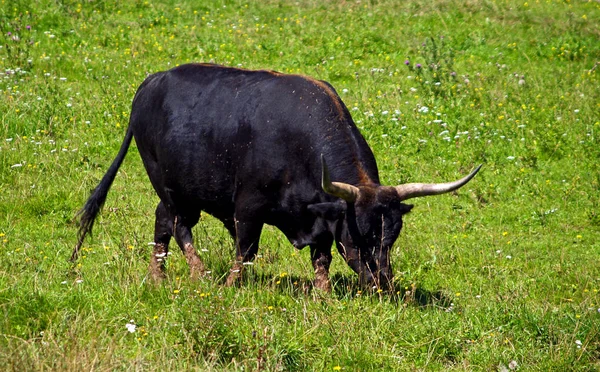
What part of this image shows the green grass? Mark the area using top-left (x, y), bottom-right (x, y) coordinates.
top-left (1, 0), bottom-right (599, 370)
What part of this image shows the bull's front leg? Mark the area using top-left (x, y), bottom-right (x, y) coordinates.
top-left (225, 217), bottom-right (263, 287)
top-left (310, 238), bottom-right (334, 293)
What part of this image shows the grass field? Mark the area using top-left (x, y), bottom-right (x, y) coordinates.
top-left (1, 0), bottom-right (599, 370)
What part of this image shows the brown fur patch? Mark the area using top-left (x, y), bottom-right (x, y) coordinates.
top-left (356, 184), bottom-right (379, 204)
top-left (357, 165), bottom-right (374, 186)
top-left (377, 186), bottom-right (403, 203)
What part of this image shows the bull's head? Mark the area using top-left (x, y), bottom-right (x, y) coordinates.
top-left (317, 155), bottom-right (481, 290)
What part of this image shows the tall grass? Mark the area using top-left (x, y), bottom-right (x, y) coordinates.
top-left (1, 0), bottom-right (599, 369)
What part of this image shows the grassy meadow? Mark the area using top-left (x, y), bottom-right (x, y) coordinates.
top-left (1, 0), bottom-right (600, 370)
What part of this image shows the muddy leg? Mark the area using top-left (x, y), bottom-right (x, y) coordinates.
top-left (173, 214), bottom-right (206, 279)
top-left (310, 238), bottom-right (333, 293)
top-left (225, 217), bottom-right (263, 287)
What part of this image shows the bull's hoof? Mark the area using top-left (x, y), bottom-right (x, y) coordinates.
top-left (189, 262), bottom-right (207, 280)
top-left (313, 278), bottom-right (332, 293)
top-left (224, 264), bottom-right (243, 287)
top-left (313, 268), bottom-right (332, 293)
top-left (148, 267), bottom-right (166, 284)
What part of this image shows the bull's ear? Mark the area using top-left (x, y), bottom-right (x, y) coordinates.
top-left (307, 202), bottom-right (346, 220)
top-left (401, 203), bottom-right (414, 214)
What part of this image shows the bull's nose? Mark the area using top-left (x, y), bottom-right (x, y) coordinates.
top-left (359, 273), bottom-right (394, 291)
top-left (378, 272), bottom-right (394, 290)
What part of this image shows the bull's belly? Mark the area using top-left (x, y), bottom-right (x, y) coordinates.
top-left (167, 186), bottom-right (235, 219)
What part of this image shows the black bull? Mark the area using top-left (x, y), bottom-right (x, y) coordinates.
top-left (72, 63), bottom-right (481, 291)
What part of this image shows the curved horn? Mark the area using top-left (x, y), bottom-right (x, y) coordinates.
top-left (395, 164), bottom-right (482, 201)
top-left (321, 154), bottom-right (360, 203)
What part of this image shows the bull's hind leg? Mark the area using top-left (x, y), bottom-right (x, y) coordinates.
top-left (172, 212), bottom-right (206, 279)
top-left (149, 202), bottom-right (172, 282)
top-left (150, 201), bottom-right (206, 280)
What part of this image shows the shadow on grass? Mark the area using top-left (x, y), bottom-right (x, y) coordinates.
top-left (211, 266), bottom-right (453, 309)
top-left (330, 273), bottom-right (453, 309)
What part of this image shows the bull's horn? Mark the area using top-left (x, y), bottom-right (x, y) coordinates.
top-left (395, 164), bottom-right (482, 201)
top-left (321, 155), bottom-right (360, 202)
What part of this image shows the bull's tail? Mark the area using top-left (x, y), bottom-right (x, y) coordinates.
top-left (70, 128), bottom-right (134, 262)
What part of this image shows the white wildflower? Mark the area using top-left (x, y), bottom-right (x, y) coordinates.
top-left (126, 321), bottom-right (137, 333)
